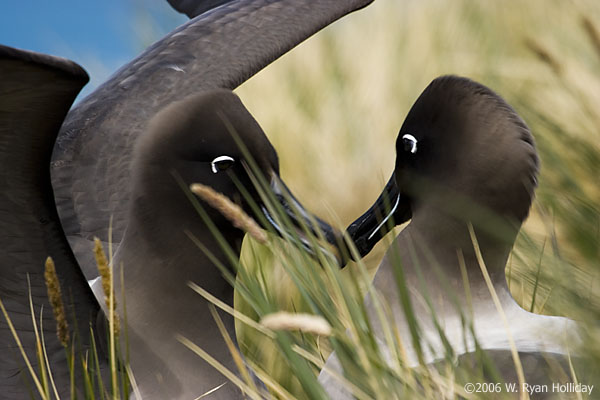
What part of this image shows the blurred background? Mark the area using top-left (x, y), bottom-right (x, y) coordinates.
top-left (3, 0), bottom-right (600, 396)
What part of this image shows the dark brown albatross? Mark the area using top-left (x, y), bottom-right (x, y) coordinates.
top-left (107, 88), bottom-right (348, 399)
top-left (51, 0), bottom-right (374, 273)
top-left (1, 0), bottom-right (374, 399)
top-left (0, 51), bottom-right (341, 397)
top-left (319, 76), bottom-right (581, 399)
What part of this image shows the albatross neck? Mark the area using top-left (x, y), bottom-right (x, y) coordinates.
top-left (405, 206), bottom-right (516, 295)
top-left (370, 206), bottom-right (577, 365)
top-left (120, 184), bottom-right (245, 308)
top-left (112, 217), bottom-right (245, 400)
top-left (371, 205), bottom-right (520, 339)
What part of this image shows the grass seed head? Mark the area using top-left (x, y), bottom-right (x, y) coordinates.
top-left (93, 238), bottom-right (120, 335)
top-left (190, 183), bottom-right (268, 244)
top-left (260, 311), bottom-right (332, 337)
top-left (44, 257), bottom-right (70, 347)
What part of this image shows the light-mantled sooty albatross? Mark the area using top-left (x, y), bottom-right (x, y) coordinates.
top-left (319, 75), bottom-right (582, 399)
top-left (0, 47), bottom-right (342, 400)
top-left (2, 0), bottom-right (376, 398)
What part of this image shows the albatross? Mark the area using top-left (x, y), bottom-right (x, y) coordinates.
top-left (320, 75), bottom-right (581, 398)
top-left (51, 0), bottom-right (374, 279)
top-left (109, 88), bottom-right (349, 399)
top-left (1, 0), bottom-right (376, 398)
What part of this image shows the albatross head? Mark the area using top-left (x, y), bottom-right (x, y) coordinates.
top-left (347, 75), bottom-right (539, 259)
top-left (133, 89), bottom-right (346, 263)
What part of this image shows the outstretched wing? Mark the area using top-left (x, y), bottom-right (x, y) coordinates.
top-left (0, 45), bottom-right (101, 398)
top-left (51, 0), bottom-right (373, 276)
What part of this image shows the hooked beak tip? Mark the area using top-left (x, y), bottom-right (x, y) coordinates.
top-left (342, 172), bottom-right (411, 260)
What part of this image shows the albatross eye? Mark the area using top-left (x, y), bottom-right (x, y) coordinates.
top-left (211, 155), bottom-right (235, 173)
top-left (401, 134), bottom-right (418, 154)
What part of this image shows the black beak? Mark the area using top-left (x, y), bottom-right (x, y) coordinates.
top-left (261, 175), bottom-right (348, 266)
top-left (346, 172), bottom-right (411, 259)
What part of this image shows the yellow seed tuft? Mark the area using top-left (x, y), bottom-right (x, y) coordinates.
top-left (190, 183), bottom-right (268, 244)
top-left (93, 238), bottom-right (120, 335)
top-left (260, 312), bottom-right (332, 337)
top-left (44, 257), bottom-right (70, 347)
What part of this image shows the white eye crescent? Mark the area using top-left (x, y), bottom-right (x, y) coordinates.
top-left (402, 134), bottom-right (417, 154)
top-left (211, 155), bottom-right (235, 173)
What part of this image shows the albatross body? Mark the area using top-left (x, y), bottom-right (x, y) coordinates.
top-left (320, 76), bottom-right (580, 398)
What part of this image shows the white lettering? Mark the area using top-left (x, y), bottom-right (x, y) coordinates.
top-left (505, 382), bottom-right (517, 392)
top-left (523, 383), bottom-right (547, 394)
